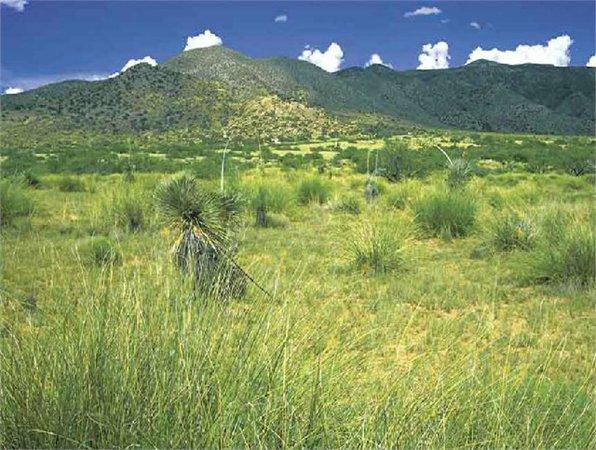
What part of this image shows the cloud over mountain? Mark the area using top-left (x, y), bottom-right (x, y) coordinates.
top-left (365, 53), bottom-right (393, 68)
top-left (586, 55), bottom-right (596, 67)
top-left (466, 35), bottom-right (573, 67)
top-left (109, 56), bottom-right (158, 78)
top-left (417, 41), bottom-right (450, 70)
top-left (4, 87), bottom-right (24, 94)
top-left (184, 29), bottom-right (223, 51)
top-left (298, 42), bottom-right (344, 72)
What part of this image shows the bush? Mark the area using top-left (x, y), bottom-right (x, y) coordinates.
top-left (487, 211), bottom-right (535, 252)
top-left (0, 180), bottom-right (35, 226)
top-left (520, 219), bottom-right (595, 288)
top-left (348, 218), bottom-right (408, 275)
top-left (296, 177), bottom-right (330, 205)
top-left (57, 176), bottom-right (86, 192)
top-left (78, 237), bottom-right (122, 266)
top-left (414, 191), bottom-right (476, 238)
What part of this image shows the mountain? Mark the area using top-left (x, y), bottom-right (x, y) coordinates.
top-left (2, 46), bottom-right (594, 148)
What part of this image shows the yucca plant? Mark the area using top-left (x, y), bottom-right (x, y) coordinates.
top-left (154, 175), bottom-right (246, 299)
top-left (446, 158), bottom-right (473, 189)
top-left (252, 186), bottom-right (270, 227)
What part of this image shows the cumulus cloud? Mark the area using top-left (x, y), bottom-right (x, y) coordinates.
top-left (274, 14), bottom-right (287, 23)
top-left (0, 0), bottom-right (28, 12)
top-left (470, 21), bottom-right (481, 30)
top-left (586, 55), bottom-right (596, 67)
top-left (466, 35), bottom-right (573, 67)
top-left (404, 6), bottom-right (442, 18)
top-left (365, 53), bottom-right (393, 68)
top-left (298, 42), bottom-right (344, 72)
top-left (184, 29), bottom-right (223, 51)
top-left (109, 56), bottom-right (157, 78)
top-left (441, 18), bottom-right (450, 24)
top-left (417, 41), bottom-right (450, 70)
top-left (4, 87), bottom-right (24, 94)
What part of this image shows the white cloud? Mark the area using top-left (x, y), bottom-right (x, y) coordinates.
top-left (365, 53), bottom-right (393, 69)
top-left (417, 41), bottom-right (450, 70)
top-left (274, 14), bottom-right (287, 23)
top-left (298, 42), bottom-right (344, 72)
top-left (586, 55), bottom-right (596, 67)
top-left (184, 29), bottom-right (223, 51)
top-left (0, 0), bottom-right (28, 12)
top-left (109, 56), bottom-right (157, 78)
top-left (4, 87), bottom-right (24, 94)
top-left (441, 19), bottom-right (450, 24)
top-left (470, 21), bottom-right (481, 30)
top-left (466, 35), bottom-right (573, 67)
top-left (404, 6), bottom-right (442, 18)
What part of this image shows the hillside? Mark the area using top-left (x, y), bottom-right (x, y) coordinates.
top-left (2, 46), bottom-right (594, 146)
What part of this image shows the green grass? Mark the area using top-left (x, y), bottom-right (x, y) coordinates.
top-left (1, 131), bottom-right (594, 448)
top-left (413, 189), bottom-right (477, 238)
top-left (0, 179), bottom-right (35, 226)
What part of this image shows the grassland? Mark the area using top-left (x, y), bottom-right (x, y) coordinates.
top-left (1, 131), bottom-right (595, 448)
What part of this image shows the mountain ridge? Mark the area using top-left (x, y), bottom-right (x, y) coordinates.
top-left (2, 45), bottom-right (594, 143)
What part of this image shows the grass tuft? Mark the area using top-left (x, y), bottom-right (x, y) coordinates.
top-left (297, 177), bottom-right (330, 205)
top-left (78, 236), bottom-right (122, 266)
top-left (413, 190), bottom-right (476, 238)
top-left (0, 179), bottom-right (35, 226)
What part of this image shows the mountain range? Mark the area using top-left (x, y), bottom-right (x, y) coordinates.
top-left (2, 46), bottom-right (594, 147)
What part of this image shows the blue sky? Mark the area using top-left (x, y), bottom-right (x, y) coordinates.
top-left (1, 1), bottom-right (595, 91)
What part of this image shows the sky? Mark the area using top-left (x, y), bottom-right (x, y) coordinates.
top-left (1, 1), bottom-right (595, 92)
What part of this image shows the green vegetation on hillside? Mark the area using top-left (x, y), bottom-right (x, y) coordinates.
top-left (2, 46), bottom-right (594, 147)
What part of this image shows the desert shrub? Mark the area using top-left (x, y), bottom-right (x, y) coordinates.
top-left (0, 180), bottom-right (35, 226)
top-left (414, 190), bottom-right (476, 238)
top-left (333, 195), bottom-right (361, 215)
top-left (519, 217), bottom-right (595, 288)
top-left (296, 177), bottom-right (330, 205)
top-left (348, 218), bottom-right (408, 275)
top-left (78, 237), bottom-right (122, 266)
top-left (56, 176), bottom-right (86, 192)
top-left (487, 211), bottom-right (536, 252)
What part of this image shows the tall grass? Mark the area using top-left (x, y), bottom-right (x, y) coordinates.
top-left (0, 266), bottom-right (592, 448)
top-left (0, 179), bottom-right (35, 226)
top-left (296, 177), bottom-right (330, 205)
top-left (348, 216), bottom-right (409, 274)
top-left (413, 190), bottom-right (477, 238)
top-left (519, 215), bottom-right (595, 288)
top-left (486, 210), bottom-right (536, 252)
